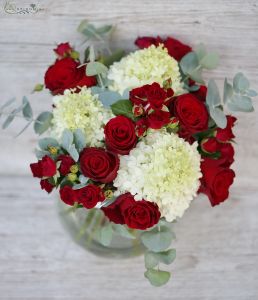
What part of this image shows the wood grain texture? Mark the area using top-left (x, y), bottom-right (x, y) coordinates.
top-left (0, 0), bottom-right (258, 298)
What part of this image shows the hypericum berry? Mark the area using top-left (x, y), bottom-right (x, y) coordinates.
top-left (70, 164), bottom-right (79, 174)
top-left (104, 190), bottom-right (113, 199)
top-left (48, 146), bottom-right (58, 155)
top-left (67, 173), bottom-right (77, 182)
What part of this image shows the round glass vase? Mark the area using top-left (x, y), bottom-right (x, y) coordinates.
top-left (57, 198), bottom-right (145, 259)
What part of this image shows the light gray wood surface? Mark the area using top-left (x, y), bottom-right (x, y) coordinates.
top-left (0, 0), bottom-right (258, 299)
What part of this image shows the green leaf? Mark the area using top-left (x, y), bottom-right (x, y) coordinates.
top-left (74, 129), bottom-right (86, 152)
top-left (110, 100), bottom-right (134, 119)
top-left (200, 53), bottom-right (219, 69)
top-left (195, 43), bottom-right (207, 60)
top-left (77, 20), bottom-right (90, 33)
top-left (144, 269), bottom-right (171, 287)
top-left (246, 89), bottom-right (258, 97)
top-left (38, 137), bottom-right (59, 150)
top-left (67, 144), bottom-right (79, 162)
top-left (0, 98), bottom-right (15, 111)
top-left (35, 149), bottom-right (50, 159)
top-left (86, 61), bottom-right (108, 76)
top-left (180, 52), bottom-right (199, 75)
top-left (99, 223), bottom-right (113, 246)
top-left (112, 224), bottom-right (136, 239)
top-left (61, 129), bottom-right (73, 150)
top-left (154, 249), bottom-right (176, 265)
top-left (233, 72), bottom-right (250, 92)
top-left (2, 111), bottom-right (15, 129)
top-left (34, 112), bottom-right (53, 135)
top-left (207, 79), bottom-right (221, 108)
top-left (72, 182), bottom-right (88, 190)
top-left (22, 97), bottom-right (33, 121)
top-left (79, 175), bottom-right (89, 184)
top-left (95, 25), bottom-right (113, 35)
top-left (92, 88), bottom-right (122, 107)
top-left (144, 252), bottom-right (159, 269)
top-left (188, 69), bottom-right (204, 84)
top-left (141, 225), bottom-right (175, 252)
top-left (101, 49), bottom-right (125, 67)
top-left (223, 78), bottom-right (233, 104)
top-left (228, 95), bottom-right (254, 112)
top-left (209, 107), bottom-right (227, 129)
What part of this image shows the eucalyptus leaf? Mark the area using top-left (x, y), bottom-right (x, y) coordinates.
top-left (200, 53), bottom-right (219, 69)
top-left (188, 68), bottom-right (204, 84)
top-left (233, 72), bottom-right (250, 92)
top-left (0, 97), bottom-right (15, 111)
top-left (246, 89), bottom-right (258, 97)
top-left (223, 78), bottom-right (233, 104)
top-left (112, 224), bottom-right (136, 239)
top-left (34, 112), bottom-right (53, 135)
top-left (180, 52), bottom-right (199, 75)
top-left (72, 183), bottom-right (88, 190)
top-left (74, 129), bottom-right (86, 152)
top-left (2, 111), bottom-right (15, 129)
top-left (22, 97), bottom-right (33, 120)
top-left (99, 223), bottom-right (113, 246)
top-left (144, 269), bottom-right (171, 287)
top-left (95, 25), bottom-right (113, 35)
top-left (79, 175), bottom-right (89, 184)
top-left (102, 49), bottom-right (125, 67)
top-left (38, 137), bottom-right (59, 150)
top-left (207, 79), bottom-right (221, 108)
top-left (228, 95), bottom-right (254, 112)
top-left (86, 61), bottom-right (108, 76)
top-left (67, 144), bottom-right (79, 162)
top-left (209, 107), bottom-right (227, 129)
top-left (141, 225), bottom-right (175, 252)
top-left (154, 249), bottom-right (176, 265)
top-left (144, 252), bottom-right (159, 269)
top-left (111, 100), bottom-right (134, 119)
top-left (98, 90), bottom-right (122, 107)
top-left (61, 129), bottom-right (73, 150)
top-left (35, 149), bottom-right (50, 159)
top-left (195, 43), bottom-right (207, 60)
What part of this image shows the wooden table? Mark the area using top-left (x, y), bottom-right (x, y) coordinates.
top-left (0, 0), bottom-right (258, 299)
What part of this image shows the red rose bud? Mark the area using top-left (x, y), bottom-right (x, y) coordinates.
top-left (201, 138), bottom-right (220, 153)
top-left (54, 42), bottom-right (73, 58)
top-left (133, 104), bottom-right (144, 117)
top-left (218, 142), bottom-right (235, 168)
top-left (79, 148), bottom-right (119, 183)
top-left (147, 82), bottom-right (167, 111)
top-left (102, 193), bottom-right (125, 225)
top-left (30, 156), bottom-right (56, 178)
top-left (164, 37), bottom-right (192, 61)
top-left (76, 184), bottom-right (105, 209)
top-left (44, 57), bottom-right (96, 95)
top-left (59, 186), bottom-right (76, 206)
top-left (104, 116), bottom-right (138, 155)
top-left (57, 155), bottom-right (75, 176)
top-left (135, 118), bottom-right (148, 137)
top-left (216, 116), bottom-right (237, 142)
top-left (40, 179), bottom-right (54, 194)
top-left (174, 93), bottom-right (209, 134)
top-left (199, 158), bottom-right (235, 207)
top-left (135, 36), bottom-right (163, 49)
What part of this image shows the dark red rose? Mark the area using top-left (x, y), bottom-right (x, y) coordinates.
top-left (163, 37), bottom-right (192, 61)
top-left (133, 104), bottom-right (145, 117)
top-left (201, 137), bottom-right (220, 153)
top-left (147, 82), bottom-right (167, 111)
top-left (57, 155), bottom-right (75, 176)
top-left (30, 156), bottom-right (56, 178)
top-left (135, 118), bottom-right (148, 137)
top-left (174, 94), bottom-right (209, 134)
top-left (216, 116), bottom-right (237, 142)
top-left (40, 179), bottom-right (54, 193)
top-left (54, 42), bottom-right (73, 57)
top-left (129, 84), bottom-right (150, 105)
top-left (80, 148), bottom-right (119, 183)
top-left (199, 158), bottom-right (235, 206)
top-left (104, 116), bottom-right (138, 155)
top-left (44, 57), bottom-right (96, 95)
top-left (218, 143), bottom-right (235, 168)
top-left (192, 85), bottom-right (207, 102)
top-left (59, 186), bottom-right (76, 206)
top-left (77, 184), bottom-right (105, 209)
top-left (147, 110), bottom-right (171, 129)
top-left (102, 193), bottom-right (161, 230)
top-left (135, 36), bottom-right (163, 49)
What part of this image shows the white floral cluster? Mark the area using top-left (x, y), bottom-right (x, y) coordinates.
top-left (51, 87), bottom-right (112, 147)
top-left (107, 45), bottom-right (182, 95)
top-left (114, 129), bottom-right (202, 221)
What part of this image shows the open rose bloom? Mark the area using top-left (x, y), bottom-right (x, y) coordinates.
top-left (2, 21), bottom-right (256, 287)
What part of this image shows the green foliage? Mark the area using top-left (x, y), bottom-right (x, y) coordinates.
top-left (112, 224), bottom-right (136, 239)
top-left (34, 111), bottom-right (53, 135)
top-left (22, 96), bottom-right (33, 121)
top-left (74, 129), bottom-right (86, 152)
top-left (101, 49), bottom-right (125, 67)
top-left (77, 20), bottom-right (113, 40)
top-left (86, 61), bottom-right (108, 76)
top-left (61, 129), bottom-right (79, 162)
top-left (111, 100), bottom-right (134, 120)
top-left (144, 269), bottom-right (171, 287)
top-left (91, 87), bottom-right (123, 107)
top-left (38, 137), bottom-right (59, 150)
top-left (99, 223), bottom-right (113, 246)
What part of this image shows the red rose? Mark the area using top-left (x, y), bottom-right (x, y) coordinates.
top-left (147, 110), bottom-right (171, 129)
top-left (77, 184), bottom-right (105, 209)
top-left (133, 104), bottom-right (145, 117)
top-left (44, 57), bottom-right (96, 95)
top-left (80, 148), bottom-right (119, 183)
top-left (59, 186), bottom-right (76, 206)
top-left (174, 94), bottom-right (209, 134)
top-left (218, 143), bottom-right (235, 168)
top-left (40, 179), bottom-right (54, 193)
top-left (57, 155), bottom-right (75, 176)
top-left (146, 82), bottom-right (167, 111)
top-left (199, 158), bottom-right (235, 206)
top-left (130, 84), bottom-right (150, 106)
top-left (163, 37), bottom-right (192, 61)
top-left (192, 85), bottom-right (207, 102)
top-left (102, 193), bottom-right (160, 230)
top-left (135, 118), bottom-right (148, 137)
top-left (201, 137), bottom-right (220, 153)
top-left (104, 116), bottom-right (138, 155)
top-left (30, 156), bottom-right (56, 178)
top-left (135, 36), bottom-right (163, 49)
top-left (54, 42), bottom-right (73, 58)
top-left (216, 116), bottom-right (237, 142)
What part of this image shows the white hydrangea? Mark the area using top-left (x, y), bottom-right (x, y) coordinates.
top-left (107, 44), bottom-right (182, 95)
top-left (51, 87), bottom-right (112, 147)
top-left (114, 129), bottom-right (202, 221)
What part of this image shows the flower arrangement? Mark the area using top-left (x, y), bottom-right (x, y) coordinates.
top-left (1, 21), bottom-right (256, 287)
